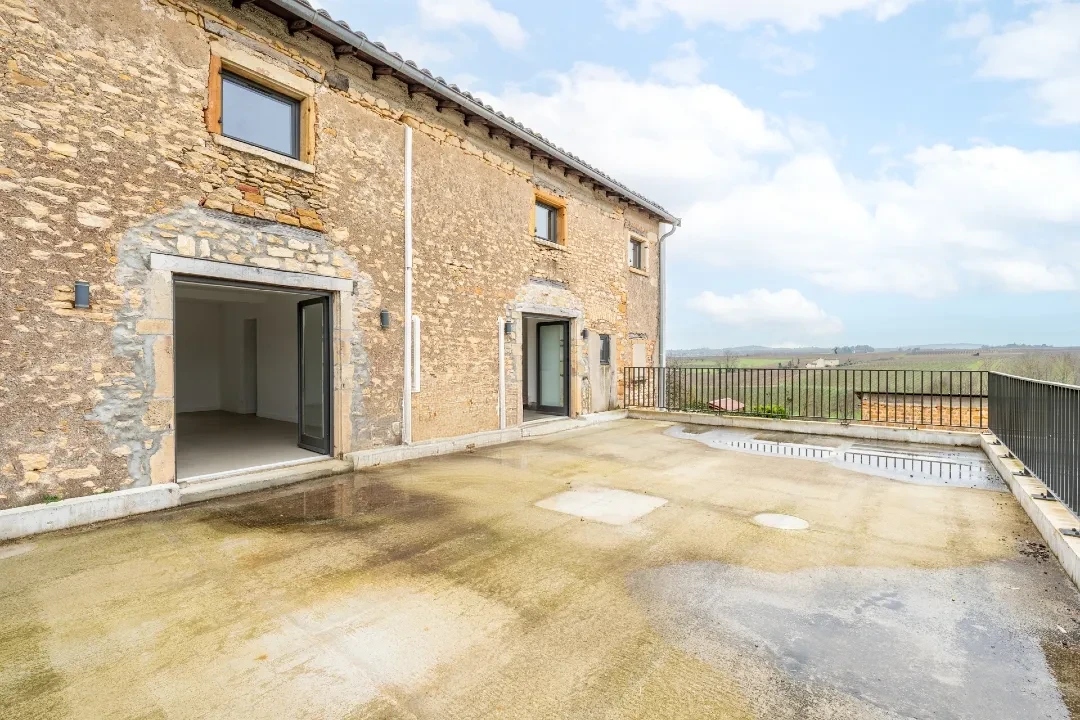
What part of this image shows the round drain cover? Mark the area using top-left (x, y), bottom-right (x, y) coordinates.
top-left (753, 513), bottom-right (809, 530)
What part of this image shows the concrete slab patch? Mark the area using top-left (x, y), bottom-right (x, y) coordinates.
top-left (631, 562), bottom-right (1072, 720)
top-left (753, 513), bottom-right (809, 530)
top-left (0, 542), bottom-right (34, 561)
top-left (535, 486), bottom-right (667, 525)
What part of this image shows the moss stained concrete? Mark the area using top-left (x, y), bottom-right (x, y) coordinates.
top-left (1, 420), bottom-right (1078, 719)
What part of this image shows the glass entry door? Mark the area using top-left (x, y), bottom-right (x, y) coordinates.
top-left (297, 297), bottom-right (331, 454)
top-left (537, 321), bottom-right (569, 415)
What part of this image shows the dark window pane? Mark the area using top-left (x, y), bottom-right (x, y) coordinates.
top-left (631, 240), bottom-right (644, 269)
top-left (600, 334), bottom-right (611, 365)
top-left (222, 73), bottom-right (300, 158)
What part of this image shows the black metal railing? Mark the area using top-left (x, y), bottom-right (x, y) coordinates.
top-left (989, 372), bottom-right (1080, 516)
top-left (623, 367), bottom-right (989, 429)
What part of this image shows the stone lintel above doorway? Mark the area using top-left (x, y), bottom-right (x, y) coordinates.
top-left (150, 254), bottom-right (352, 293)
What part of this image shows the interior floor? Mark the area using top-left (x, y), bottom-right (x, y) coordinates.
top-left (176, 411), bottom-right (321, 480)
top-left (523, 408), bottom-right (567, 423)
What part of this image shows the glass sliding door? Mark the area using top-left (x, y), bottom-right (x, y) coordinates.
top-left (297, 297), bottom-right (332, 454)
top-left (537, 321), bottom-right (569, 415)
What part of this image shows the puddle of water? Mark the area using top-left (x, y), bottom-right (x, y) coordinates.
top-left (753, 514), bottom-right (810, 530)
top-left (667, 426), bottom-right (1004, 491)
top-left (207, 477), bottom-right (456, 530)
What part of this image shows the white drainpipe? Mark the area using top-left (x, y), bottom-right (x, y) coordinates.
top-left (657, 220), bottom-right (680, 407)
top-left (498, 317), bottom-right (506, 430)
top-left (402, 125), bottom-right (414, 444)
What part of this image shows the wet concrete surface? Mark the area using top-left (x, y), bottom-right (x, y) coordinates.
top-left (1, 419), bottom-right (1078, 719)
top-left (631, 563), bottom-right (1071, 719)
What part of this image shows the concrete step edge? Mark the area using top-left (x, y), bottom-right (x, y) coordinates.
top-left (178, 458), bottom-right (353, 505)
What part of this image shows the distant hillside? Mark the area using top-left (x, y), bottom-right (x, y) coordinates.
top-left (672, 345), bottom-right (871, 357)
top-left (672, 343), bottom-right (1069, 357)
top-left (898, 343), bottom-right (983, 351)
top-left (672, 346), bottom-right (827, 357)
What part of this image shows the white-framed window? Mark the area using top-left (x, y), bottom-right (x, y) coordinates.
top-left (629, 237), bottom-right (646, 272)
top-left (221, 71), bottom-right (302, 159)
top-left (535, 201), bottom-right (560, 244)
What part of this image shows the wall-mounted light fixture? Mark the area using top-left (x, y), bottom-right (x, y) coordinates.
top-left (581, 328), bottom-right (589, 340)
top-left (504, 320), bottom-right (515, 336)
top-left (74, 281), bottom-right (91, 309)
top-left (380, 309), bottom-right (391, 329)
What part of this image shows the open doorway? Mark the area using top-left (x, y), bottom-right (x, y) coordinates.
top-left (173, 278), bottom-right (332, 480)
top-left (522, 315), bottom-right (570, 422)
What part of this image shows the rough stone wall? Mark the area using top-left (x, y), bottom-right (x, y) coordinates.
top-left (2, 0), bottom-right (212, 507)
top-left (0, 0), bottom-right (406, 507)
top-left (0, 0), bottom-right (663, 508)
top-left (625, 210), bottom-right (662, 367)
top-left (859, 397), bottom-right (988, 429)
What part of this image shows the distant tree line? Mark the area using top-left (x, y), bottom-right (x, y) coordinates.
top-left (989, 352), bottom-right (1080, 386)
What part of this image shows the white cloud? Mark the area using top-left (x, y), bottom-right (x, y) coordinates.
top-left (964, 259), bottom-right (1076, 293)
top-left (418, 0), bottom-right (527, 50)
top-left (744, 31), bottom-right (816, 75)
top-left (608, 0), bottom-right (919, 32)
top-left (650, 41), bottom-right (706, 85)
top-left (689, 289), bottom-right (844, 336)
top-left (496, 62), bottom-right (790, 197)
top-left (946, 11), bottom-right (992, 39)
top-left (492, 63), bottom-right (1080, 300)
top-left (376, 27), bottom-right (455, 67)
top-left (975, 2), bottom-right (1080, 124)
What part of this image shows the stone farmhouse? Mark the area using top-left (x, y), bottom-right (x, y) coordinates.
top-left (0, 0), bottom-right (678, 516)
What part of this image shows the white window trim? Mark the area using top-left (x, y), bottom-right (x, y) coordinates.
top-left (212, 133), bottom-right (315, 173)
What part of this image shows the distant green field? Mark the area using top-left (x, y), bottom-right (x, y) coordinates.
top-left (667, 349), bottom-right (1080, 387)
top-left (677, 351), bottom-right (999, 372)
top-left (682, 354), bottom-right (989, 371)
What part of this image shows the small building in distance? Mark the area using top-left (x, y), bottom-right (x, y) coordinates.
top-left (806, 358), bottom-right (841, 369)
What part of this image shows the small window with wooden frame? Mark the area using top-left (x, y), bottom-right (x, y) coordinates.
top-left (531, 189), bottom-right (567, 246)
top-left (206, 45), bottom-right (316, 169)
top-left (629, 236), bottom-right (648, 274)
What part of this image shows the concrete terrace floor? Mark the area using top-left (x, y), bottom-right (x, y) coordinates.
top-left (2, 420), bottom-right (1080, 720)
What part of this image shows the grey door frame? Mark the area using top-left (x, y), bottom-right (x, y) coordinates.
top-left (297, 296), bottom-right (332, 454)
top-left (171, 274), bottom-right (333, 457)
top-left (535, 320), bottom-right (570, 416)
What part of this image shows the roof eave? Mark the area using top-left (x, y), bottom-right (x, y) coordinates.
top-left (235, 0), bottom-right (679, 224)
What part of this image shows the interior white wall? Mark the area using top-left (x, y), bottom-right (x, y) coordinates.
top-left (218, 302), bottom-right (258, 414)
top-left (255, 295), bottom-right (300, 423)
top-left (175, 288), bottom-right (320, 424)
top-left (175, 299), bottom-right (222, 412)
